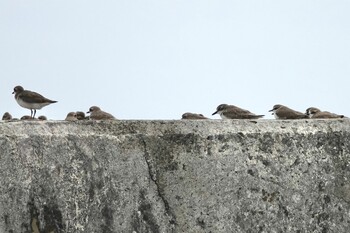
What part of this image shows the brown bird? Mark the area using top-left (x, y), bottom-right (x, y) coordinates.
top-left (181, 112), bottom-right (208, 120)
top-left (87, 106), bottom-right (116, 120)
top-left (76, 111), bottom-right (88, 120)
top-left (20, 115), bottom-right (37, 120)
top-left (269, 104), bottom-right (308, 119)
top-left (12, 85), bottom-right (57, 118)
top-left (212, 104), bottom-right (264, 119)
top-left (306, 107), bottom-right (344, 119)
top-left (2, 112), bottom-right (12, 120)
top-left (38, 115), bottom-right (47, 121)
top-left (65, 112), bottom-right (78, 121)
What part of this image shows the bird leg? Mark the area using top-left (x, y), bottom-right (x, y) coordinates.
top-left (30, 109), bottom-right (37, 119)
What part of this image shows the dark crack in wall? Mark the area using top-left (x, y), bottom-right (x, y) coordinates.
top-left (0, 119), bottom-right (349, 232)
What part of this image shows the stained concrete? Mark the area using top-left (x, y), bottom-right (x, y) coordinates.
top-left (0, 119), bottom-right (349, 232)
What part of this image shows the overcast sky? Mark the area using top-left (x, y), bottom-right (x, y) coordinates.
top-left (1, 1), bottom-right (349, 120)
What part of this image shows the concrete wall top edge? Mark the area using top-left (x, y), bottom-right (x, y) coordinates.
top-left (0, 119), bottom-right (349, 137)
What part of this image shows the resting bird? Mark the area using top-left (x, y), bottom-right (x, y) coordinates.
top-left (65, 112), bottom-right (78, 121)
top-left (306, 107), bottom-right (344, 119)
top-left (269, 104), bottom-right (308, 119)
top-left (87, 106), bottom-right (116, 120)
top-left (212, 104), bottom-right (264, 119)
top-left (181, 112), bottom-right (208, 120)
top-left (76, 111), bottom-right (89, 120)
top-left (2, 112), bottom-right (12, 120)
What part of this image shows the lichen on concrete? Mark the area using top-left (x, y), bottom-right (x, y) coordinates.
top-left (0, 119), bottom-right (349, 232)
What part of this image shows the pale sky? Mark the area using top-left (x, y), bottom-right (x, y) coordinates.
top-left (1, 1), bottom-right (350, 120)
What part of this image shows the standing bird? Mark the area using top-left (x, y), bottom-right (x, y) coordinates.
top-left (87, 106), bottom-right (116, 120)
top-left (269, 104), bottom-right (308, 119)
top-left (2, 112), bottom-right (12, 120)
top-left (212, 104), bottom-right (264, 119)
top-left (306, 107), bottom-right (344, 119)
top-left (12, 85), bottom-right (57, 119)
top-left (181, 112), bottom-right (208, 120)
top-left (65, 112), bottom-right (78, 121)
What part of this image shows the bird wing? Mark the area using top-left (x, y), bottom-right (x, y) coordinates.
top-left (227, 105), bottom-right (253, 114)
top-left (93, 111), bottom-right (115, 120)
top-left (278, 107), bottom-right (307, 119)
top-left (224, 106), bottom-right (263, 119)
top-left (226, 112), bottom-right (264, 119)
top-left (18, 90), bottom-right (56, 104)
top-left (187, 114), bottom-right (208, 119)
top-left (313, 111), bottom-right (343, 119)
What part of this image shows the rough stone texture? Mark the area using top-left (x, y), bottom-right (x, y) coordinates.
top-left (0, 119), bottom-right (350, 232)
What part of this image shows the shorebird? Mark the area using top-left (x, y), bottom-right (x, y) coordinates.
top-left (181, 112), bottom-right (208, 120)
top-left (20, 115), bottom-right (37, 120)
top-left (76, 111), bottom-right (88, 120)
top-left (306, 107), bottom-right (344, 119)
top-left (269, 104), bottom-right (308, 119)
top-left (87, 106), bottom-right (116, 120)
top-left (65, 112), bottom-right (78, 121)
top-left (12, 85), bottom-right (57, 118)
top-left (2, 112), bottom-right (12, 120)
top-left (38, 115), bottom-right (47, 121)
top-left (212, 104), bottom-right (264, 119)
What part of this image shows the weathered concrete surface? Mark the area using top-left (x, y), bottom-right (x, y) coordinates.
top-left (0, 119), bottom-right (350, 232)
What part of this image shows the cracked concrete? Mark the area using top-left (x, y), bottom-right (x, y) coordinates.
top-left (0, 119), bottom-right (350, 232)
top-left (138, 135), bottom-right (177, 230)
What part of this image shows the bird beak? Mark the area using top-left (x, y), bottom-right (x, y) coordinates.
top-left (87, 111), bottom-right (90, 114)
top-left (268, 109), bottom-right (273, 112)
top-left (12, 91), bottom-right (15, 94)
top-left (212, 111), bottom-right (218, 115)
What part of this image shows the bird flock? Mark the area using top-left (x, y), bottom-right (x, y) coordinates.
top-left (1, 85), bottom-right (346, 121)
top-left (183, 104), bottom-right (345, 120)
top-left (3, 85), bottom-right (116, 121)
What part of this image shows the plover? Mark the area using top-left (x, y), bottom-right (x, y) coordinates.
top-left (269, 104), bottom-right (308, 119)
top-left (38, 115), bottom-right (47, 121)
top-left (181, 112), bottom-right (208, 120)
top-left (212, 104), bottom-right (264, 119)
top-left (306, 107), bottom-right (344, 119)
top-left (87, 106), bottom-right (115, 120)
top-left (65, 112), bottom-right (78, 121)
top-left (2, 112), bottom-right (12, 120)
top-left (20, 115), bottom-right (37, 120)
top-left (12, 85), bottom-right (57, 118)
top-left (76, 111), bottom-right (89, 120)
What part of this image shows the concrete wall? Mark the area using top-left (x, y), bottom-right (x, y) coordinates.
top-left (0, 119), bottom-right (349, 233)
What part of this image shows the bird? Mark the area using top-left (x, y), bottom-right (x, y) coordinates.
top-left (20, 115), bottom-right (37, 120)
top-left (65, 112), bottom-right (78, 121)
top-left (305, 107), bottom-right (344, 119)
top-left (38, 115), bottom-right (47, 121)
top-left (87, 106), bottom-right (116, 120)
top-left (12, 85), bottom-right (57, 119)
top-left (76, 111), bottom-right (89, 120)
top-left (2, 112), bottom-right (12, 120)
top-left (212, 104), bottom-right (264, 119)
top-left (181, 112), bottom-right (208, 120)
top-left (269, 104), bottom-right (308, 119)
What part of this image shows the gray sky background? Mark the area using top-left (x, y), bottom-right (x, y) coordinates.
top-left (1, 1), bottom-right (349, 120)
